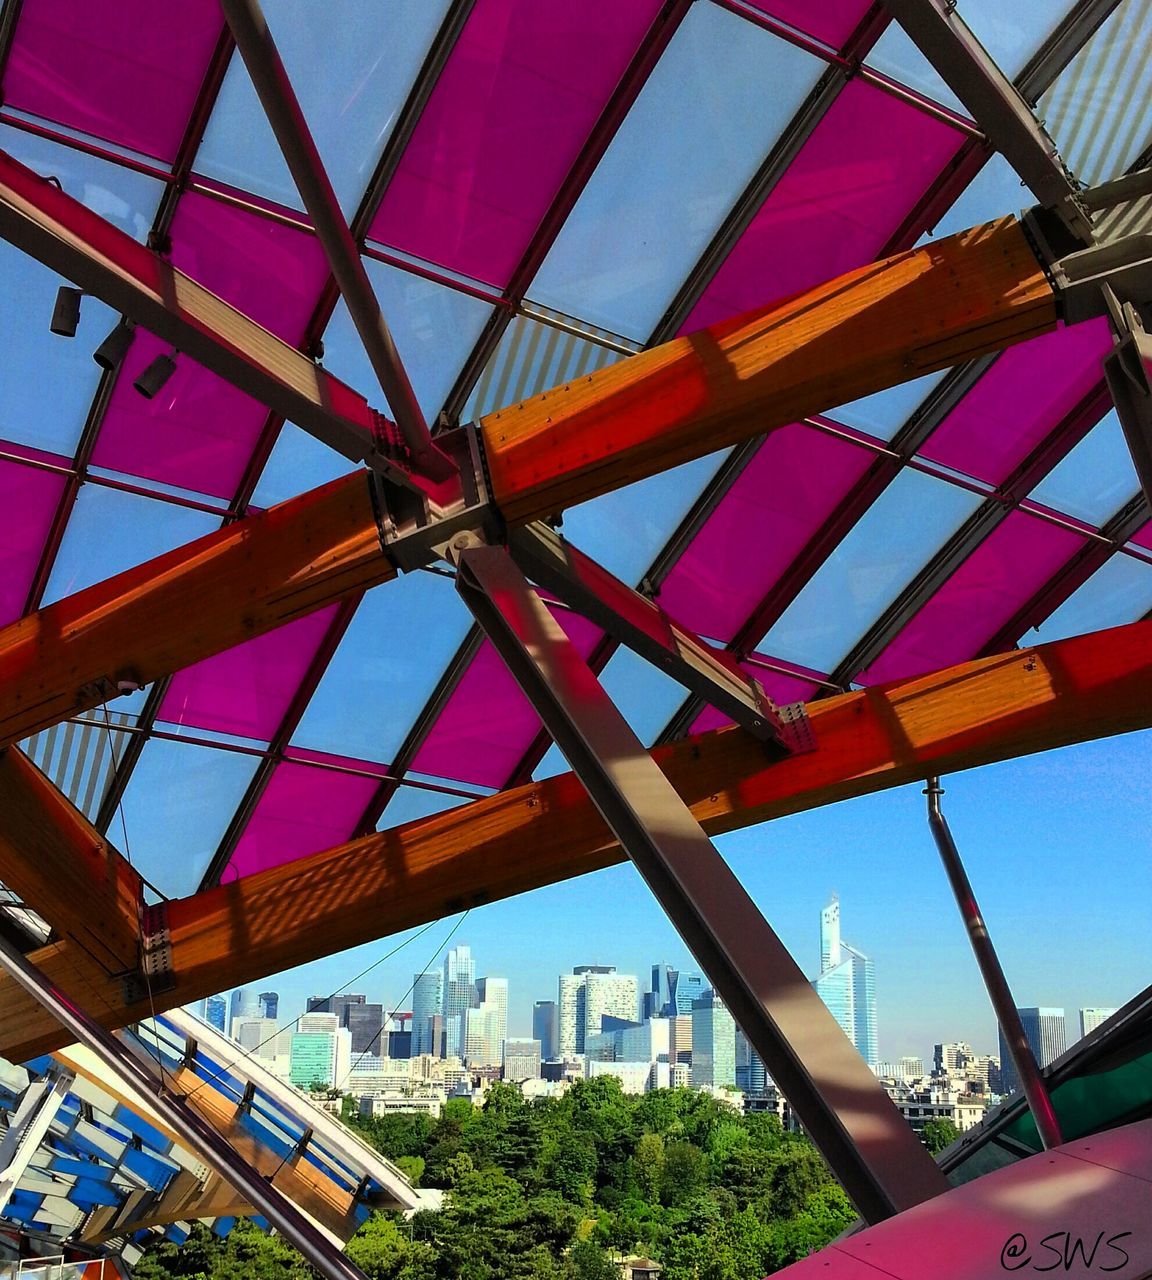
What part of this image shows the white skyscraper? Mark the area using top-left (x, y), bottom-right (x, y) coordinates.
top-left (442, 945), bottom-right (476, 1059)
top-left (558, 973), bottom-right (584, 1059)
top-left (1079, 1008), bottom-right (1117, 1038)
top-left (557, 966), bottom-right (638, 1057)
top-left (813, 894), bottom-right (877, 1068)
top-left (475, 977), bottom-right (508, 1060)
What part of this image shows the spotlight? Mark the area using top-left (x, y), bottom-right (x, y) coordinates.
top-left (50, 286), bottom-right (82, 337)
top-left (93, 321), bottom-right (134, 371)
top-left (133, 351), bottom-right (177, 399)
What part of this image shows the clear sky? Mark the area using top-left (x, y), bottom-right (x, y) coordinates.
top-left (248, 726), bottom-right (1152, 1068)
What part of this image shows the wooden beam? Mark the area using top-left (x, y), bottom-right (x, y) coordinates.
top-left (0, 147), bottom-right (382, 468)
top-left (0, 472), bottom-right (392, 747)
top-left (0, 749), bottom-right (141, 973)
top-left (2, 618), bottom-right (1148, 1062)
top-left (479, 216), bottom-right (1056, 523)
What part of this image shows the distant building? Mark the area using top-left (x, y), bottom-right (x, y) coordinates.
top-left (388, 1030), bottom-right (413, 1059)
top-left (204, 994), bottom-right (226, 1033)
top-left (533, 1001), bottom-right (558, 1061)
top-left (669, 1015), bottom-right (692, 1067)
top-left (258, 991), bottom-right (279, 1020)
top-left (890, 1085), bottom-right (984, 1140)
top-left (813, 895), bottom-right (877, 1068)
top-left (644, 965), bottom-right (705, 1018)
top-left (442, 946), bottom-right (476, 1060)
top-left (289, 1024), bottom-right (351, 1090)
top-left (503, 1039), bottom-right (542, 1082)
top-left (999, 1009), bottom-right (1067, 1095)
top-left (475, 977), bottom-right (508, 1062)
top-left (345, 1003), bottom-right (384, 1056)
top-left (229, 989), bottom-right (259, 1035)
top-left (557, 966), bottom-right (638, 1057)
top-left (586, 1060), bottom-right (652, 1094)
top-left (735, 1027), bottom-right (767, 1094)
top-left (232, 1016), bottom-right (278, 1059)
top-left (412, 971), bottom-right (443, 1057)
top-left (935, 1042), bottom-right (973, 1075)
top-left (1079, 1008), bottom-right (1117, 1039)
top-left (691, 991), bottom-right (736, 1088)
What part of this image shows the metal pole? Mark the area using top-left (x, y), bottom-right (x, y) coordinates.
top-left (219, 0), bottom-right (454, 484)
top-left (924, 779), bottom-right (1063, 1150)
top-left (0, 932), bottom-right (370, 1280)
top-left (451, 535), bottom-right (948, 1224)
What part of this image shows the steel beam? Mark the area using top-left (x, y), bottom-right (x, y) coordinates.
top-left (882, 0), bottom-right (1092, 242)
top-left (507, 523), bottom-right (803, 749)
top-left (0, 1069), bottom-right (73, 1213)
top-left (219, 0), bottom-right (452, 483)
top-left (0, 931), bottom-right (369, 1280)
top-left (449, 534), bottom-right (947, 1224)
top-left (1104, 307), bottom-right (1152, 512)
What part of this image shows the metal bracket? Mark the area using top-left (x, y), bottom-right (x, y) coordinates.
top-left (123, 902), bottom-right (174, 1003)
top-left (506, 522), bottom-right (810, 754)
top-left (1102, 298), bottom-right (1152, 512)
top-left (1036, 226), bottom-right (1152, 326)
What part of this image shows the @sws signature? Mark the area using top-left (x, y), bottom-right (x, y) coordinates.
top-left (1001, 1232), bottom-right (1133, 1272)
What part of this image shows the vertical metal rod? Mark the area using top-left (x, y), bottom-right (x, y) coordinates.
top-left (924, 779), bottom-right (1063, 1150)
top-left (0, 932), bottom-right (369, 1280)
top-left (218, 0), bottom-right (453, 484)
top-left (451, 536), bottom-right (948, 1224)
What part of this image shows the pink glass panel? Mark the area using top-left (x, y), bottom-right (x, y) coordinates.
top-left (158, 605), bottom-right (341, 742)
top-left (4, 0), bottom-right (222, 162)
top-left (690, 663), bottom-right (819, 734)
top-left (857, 512), bottom-right (1086, 686)
top-left (683, 80), bottom-right (963, 332)
top-left (0, 458), bottom-right (66, 626)
top-left (91, 195), bottom-right (330, 497)
top-left (369, 0), bottom-right (663, 287)
top-left (919, 320), bottom-right (1113, 485)
top-left (412, 609), bottom-right (603, 787)
top-left (744, 0), bottom-right (873, 48)
top-left (226, 758), bottom-right (381, 879)
top-left (658, 424), bottom-right (876, 642)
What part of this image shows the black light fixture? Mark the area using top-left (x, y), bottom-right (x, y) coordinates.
top-left (92, 321), bottom-right (135, 371)
top-left (133, 351), bottom-right (178, 399)
top-left (50, 286), bottom-right (82, 337)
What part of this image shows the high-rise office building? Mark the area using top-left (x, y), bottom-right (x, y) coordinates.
top-left (669, 1015), bottom-right (692, 1066)
top-left (229, 988), bottom-right (259, 1035)
top-left (998, 1009), bottom-right (1067, 1095)
top-left (735, 1027), bottom-right (767, 1094)
top-left (533, 1001), bottom-right (558, 1061)
top-left (345, 1003), bottom-right (384, 1055)
top-left (813, 895), bottom-right (878, 1068)
top-left (388, 1030), bottom-right (412, 1059)
top-left (558, 973), bottom-right (584, 1058)
top-left (203, 994), bottom-right (226, 1033)
top-left (258, 991), bottom-right (279, 1020)
top-left (412, 971), bottom-right (443, 1057)
top-left (232, 1016), bottom-right (278, 1059)
top-left (504, 1039), bottom-right (542, 1082)
top-left (289, 1024), bottom-right (351, 1090)
top-left (691, 991), bottom-right (736, 1088)
top-left (582, 968), bottom-right (638, 1048)
top-left (935, 1042), bottom-right (974, 1075)
top-left (644, 964), bottom-right (705, 1018)
top-left (1079, 1008), bottom-right (1117, 1038)
top-left (475, 977), bottom-right (508, 1061)
top-left (463, 1003), bottom-right (504, 1065)
top-left (442, 945), bottom-right (476, 1059)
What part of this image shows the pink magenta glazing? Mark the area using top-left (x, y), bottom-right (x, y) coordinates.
top-left (0, 459), bottom-right (67, 626)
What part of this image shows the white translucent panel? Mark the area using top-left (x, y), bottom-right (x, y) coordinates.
top-left (43, 484), bottom-right (217, 605)
top-left (597, 646), bottom-right (688, 748)
top-left (195, 0), bottom-right (452, 214)
top-left (865, 24), bottom-right (965, 114)
top-left (826, 371), bottom-right (947, 443)
top-left (1024, 553), bottom-right (1152, 645)
top-left (761, 468), bottom-right (982, 672)
top-left (956, 0), bottom-right (1077, 80)
top-left (251, 423), bottom-right (353, 511)
top-left (528, 3), bottom-right (825, 339)
top-left (377, 784), bottom-right (474, 829)
top-left (1029, 412), bottom-right (1140, 527)
top-left (918, 153), bottom-right (1027, 244)
top-left (294, 572), bottom-right (472, 764)
top-left (115, 738), bottom-right (260, 897)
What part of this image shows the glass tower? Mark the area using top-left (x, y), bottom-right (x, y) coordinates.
top-left (442, 944), bottom-right (476, 1059)
top-left (813, 894), bottom-right (878, 1069)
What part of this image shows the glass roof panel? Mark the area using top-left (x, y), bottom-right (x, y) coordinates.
top-left (42, 483), bottom-right (217, 606)
top-left (917, 153), bottom-right (1028, 244)
top-left (377, 784), bottom-right (473, 829)
top-left (158, 604), bottom-right (342, 743)
top-left (658, 424), bottom-right (876, 642)
top-left (1024, 552), bottom-right (1152, 646)
top-left (761, 467), bottom-right (982, 672)
top-left (864, 25), bottom-right (965, 115)
top-left (195, 0), bottom-right (451, 215)
top-left (293, 572), bottom-right (471, 765)
top-left (597, 646), bottom-right (688, 747)
top-left (956, 0), bottom-right (1078, 80)
top-left (250, 424), bottom-right (352, 511)
top-left (115, 737), bottom-right (261, 897)
top-left (560, 451), bottom-right (729, 586)
top-left (1028, 411), bottom-right (1140, 528)
top-left (3, 0), bottom-right (223, 162)
top-left (683, 78), bottom-right (964, 333)
top-left (0, 459), bottom-right (66, 626)
top-left (919, 320), bottom-right (1113, 485)
top-left (331, 261), bottom-right (495, 418)
top-left (225, 758), bottom-right (383, 880)
top-left (1038, 0), bottom-right (1152, 187)
top-left (528, 2), bottom-right (825, 339)
top-left (741, 0), bottom-right (872, 48)
top-left (411, 609), bottom-right (603, 788)
top-left (368, 0), bottom-right (665, 288)
top-left (825, 371), bottom-right (948, 444)
top-left (857, 511), bottom-right (1087, 686)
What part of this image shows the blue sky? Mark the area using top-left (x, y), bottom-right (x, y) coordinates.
top-left (254, 726), bottom-right (1152, 1067)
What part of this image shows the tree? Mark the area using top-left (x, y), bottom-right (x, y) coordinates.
top-left (661, 1141), bottom-right (707, 1206)
top-left (566, 1239), bottom-right (618, 1280)
top-left (633, 1132), bottom-right (665, 1201)
top-left (922, 1117), bottom-right (960, 1154)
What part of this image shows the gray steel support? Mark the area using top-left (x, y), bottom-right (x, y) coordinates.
top-left (0, 1069), bottom-right (73, 1212)
top-left (883, 0), bottom-right (1092, 242)
top-left (450, 535), bottom-right (948, 1224)
top-left (219, 0), bottom-right (454, 483)
top-left (0, 932), bottom-right (370, 1280)
top-left (1103, 304), bottom-right (1152, 512)
top-left (507, 523), bottom-right (806, 752)
top-left (924, 780), bottom-right (1062, 1150)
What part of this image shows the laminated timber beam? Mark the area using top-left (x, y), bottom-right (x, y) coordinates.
top-left (0, 472), bottom-right (392, 747)
top-left (1, 616), bottom-right (1149, 1062)
top-left (0, 748), bottom-right (141, 974)
top-left (479, 215), bottom-right (1056, 523)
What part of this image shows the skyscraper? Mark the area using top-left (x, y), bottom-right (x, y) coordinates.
top-left (442, 945), bottom-right (476, 1059)
top-left (558, 966), bottom-right (639, 1055)
top-left (345, 1003), bottom-right (384, 1055)
top-left (229, 988), bottom-right (259, 1035)
top-left (999, 1009), bottom-right (1067, 1094)
top-left (412, 971), bottom-right (443, 1057)
top-left (203, 994), bottom-right (226, 1033)
top-left (475, 977), bottom-right (508, 1061)
top-left (735, 1027), bottom-right (767, 1094)
top-left (533, 1001), bottom-right (558, 1061)
top-left (644, 964), bottom-right (705, 1018)
top-left (691, 991), bottom-right (736, 1088)
top-left (1079, 1008), bottom-right (1117, 1038)
top-left (813, 894), bottom-right (877, 1068)
top-left (504, 1039), bottom-right (542, 1082)
top-left (558, 973), bottom-right (584, 1058)
top-left (258, 991), bottom-right (279, 1020)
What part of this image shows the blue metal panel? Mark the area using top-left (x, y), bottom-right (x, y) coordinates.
top-left (121, 1145), bottom-right (179, 1191)
top-left (113, 1104), bottom-right (172, 1155)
